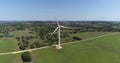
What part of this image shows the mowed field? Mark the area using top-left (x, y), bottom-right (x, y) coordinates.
top-left (0, 32), bottom-right (119, 63)
top-left (0, 37), bottom-right (17, 63)
top-left (0, 38), bottom-right (17, 53)
top-left (32, 32), bottom-right (120, 63)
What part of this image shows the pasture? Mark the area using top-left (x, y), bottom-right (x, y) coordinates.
top-left (0, 32), bottom-right (119, 63)
top-left (32, 32), bottom-right (120, 63)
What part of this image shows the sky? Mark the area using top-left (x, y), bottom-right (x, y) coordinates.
top-left (0, 0), bottom-right (120, 21)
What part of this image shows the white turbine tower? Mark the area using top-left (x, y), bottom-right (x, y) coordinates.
top-left (50, 19), bottom-right (69, 49)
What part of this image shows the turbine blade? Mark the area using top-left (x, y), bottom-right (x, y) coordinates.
top-left (55, 17), bottom-right (59, 26)
top-left (60, 25), bottom-right (80, 29)
top-left (60, 25), bottom-right (69, 28)
top-left (57, 20), bottom-right (59, 26)
top-left (50, 27), bottom-right (59, 37)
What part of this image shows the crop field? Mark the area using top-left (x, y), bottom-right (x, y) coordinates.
top-left (0, 32), bottom-right (119, 63)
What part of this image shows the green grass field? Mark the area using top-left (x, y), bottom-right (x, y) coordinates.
top-left (63, 32), bottom-right (111, 42)
top-left (0, 37), bottom-right (17, 63)
top-left (0, 32), bottom-right (119, 63)
top-left (0, 54), bottom-right (17, 63)
top-left (32, 32), bottom-right (120, 63)
top-left (0, 38), bottom-right (17, 53)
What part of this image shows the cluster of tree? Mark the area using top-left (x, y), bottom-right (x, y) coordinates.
top-left (1, 21), bottom-right (120, 33)
top-left (21, 52), bottom-right (32, 62)
top-left (30, 41), bottom-right (41, 49)
top-left (16, 36), bottom-right (33, 50)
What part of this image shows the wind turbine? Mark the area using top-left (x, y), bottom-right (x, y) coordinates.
top-left (50, 19), bottom-right (69, 49)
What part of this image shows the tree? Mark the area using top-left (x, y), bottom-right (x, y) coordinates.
top-left (19, 45), bottom-right (25, 50)
top-left (16, 37), bottom-right (20, 41)
top-left (21, 52), bottom-right (32, 62)
top-left (73, 36), bottom-right (82, 40)
top-left (30, 43), bottom-right (35, 49)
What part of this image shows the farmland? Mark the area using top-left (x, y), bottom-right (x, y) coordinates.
top-left (32, 32), bottom-right (120, 63)
top-left (0, 32), bottom-right (119, 63)
top-left (0, 37), bottom-right (17, 53)
top-left (1, 0), bottom-right (120, 63)
top-left (0, 21), bottom-right (119, 63)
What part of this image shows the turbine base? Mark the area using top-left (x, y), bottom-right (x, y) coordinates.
top-left (56, 45), bottom-right (62, 49)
